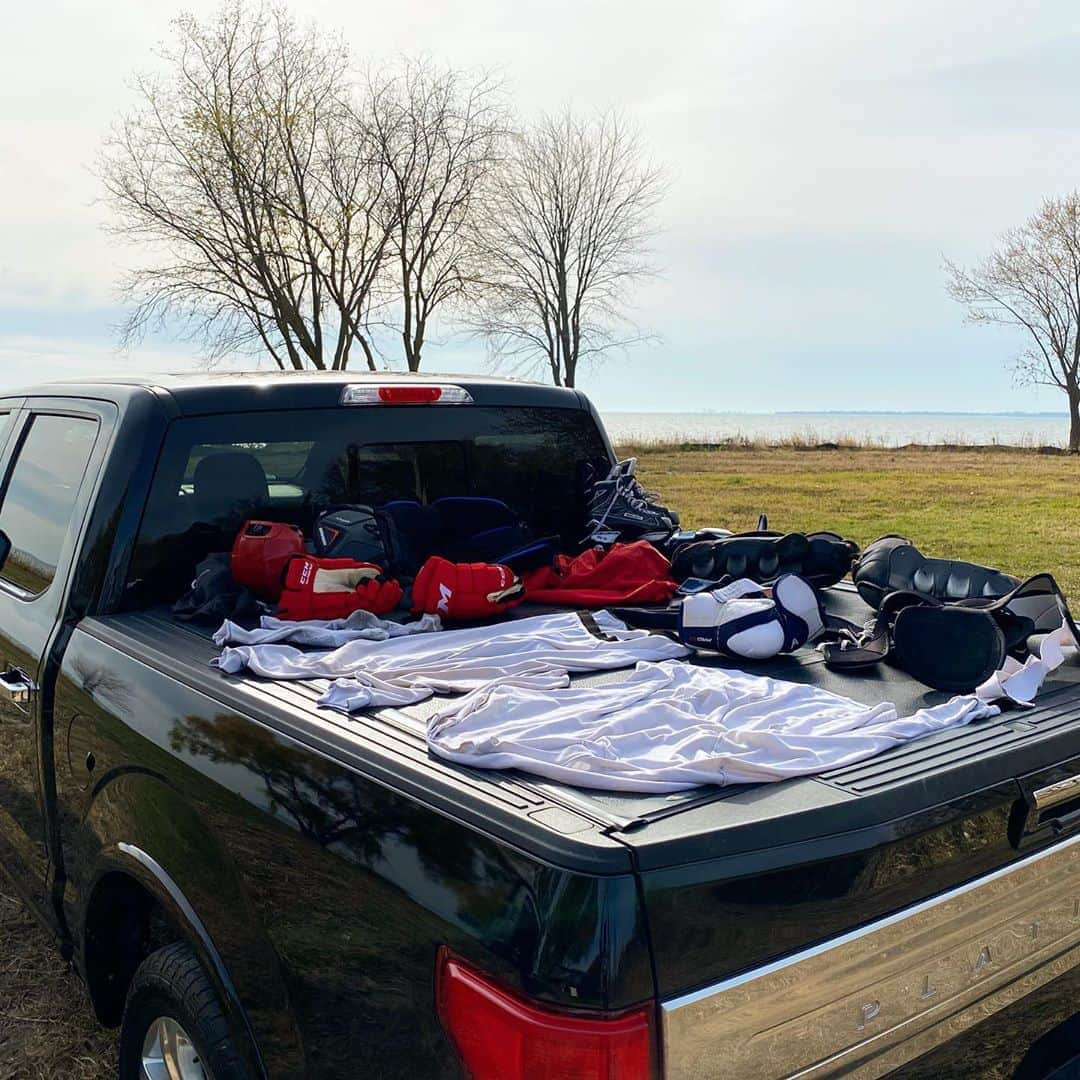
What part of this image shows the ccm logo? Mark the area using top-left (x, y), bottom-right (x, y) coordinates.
top-left (299, 560), bottom-right (313, 586)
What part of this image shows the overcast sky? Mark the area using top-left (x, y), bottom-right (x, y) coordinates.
top-left (3, 0), bottom-right (1080, 412)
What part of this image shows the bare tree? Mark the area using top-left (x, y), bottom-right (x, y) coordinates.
top-left (945, 193), bottom-right (1080, 451)
top-left (468, 110), bottom-right (665, 388)
top-left (100, 2), bottom-right (394, 370)
top-left (368, 59), bottom-right (507, 372)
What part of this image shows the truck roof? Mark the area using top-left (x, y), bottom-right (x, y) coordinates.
top-left (3, 370), bottom-right (588, 415)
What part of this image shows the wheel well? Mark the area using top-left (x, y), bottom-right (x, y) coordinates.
top-left (82, 872), bottom-right (180, 1027)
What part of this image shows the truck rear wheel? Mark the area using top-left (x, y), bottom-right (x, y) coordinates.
top-left (118, 941), bottom-right (252, 1080)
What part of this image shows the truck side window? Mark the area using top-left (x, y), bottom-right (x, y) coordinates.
top-left (0, 414), bottom-right (98, 596)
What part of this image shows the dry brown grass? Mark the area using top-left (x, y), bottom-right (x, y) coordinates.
top-left (0, 889), bottom-right (114, 1079)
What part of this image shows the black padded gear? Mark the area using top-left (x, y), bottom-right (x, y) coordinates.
top-left (891, 605), bottom-right (1006, 693)
top-left (853, 535), bottom-right (1019, 610)
top-left (314, 506), bottom-right (391, 563)
top-left (658, 528), bottom-right (733, 561)
top-left (670, 531), bottom-right (858, 590)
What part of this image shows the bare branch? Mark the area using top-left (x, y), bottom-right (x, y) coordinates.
top-left (367, 57), bottom-right (510, 371)
top-left (944, 191), bottom-right (1080, 448)
top-left (99, 1), bottom-right (395, 369)
top-left (465, 109), bottom-right (665, 387)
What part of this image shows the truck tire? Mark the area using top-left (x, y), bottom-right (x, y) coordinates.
top-left (118, 941), bottom-right (252, 1080)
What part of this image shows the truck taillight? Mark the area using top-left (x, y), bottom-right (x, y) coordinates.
top-left (340, 384), bottom-right (474, 405)
top-left (435, 948), bottom-right (655, 1080)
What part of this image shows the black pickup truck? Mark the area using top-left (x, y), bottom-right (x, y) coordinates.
top-left (0, 372), bottom-right (1077, 1080)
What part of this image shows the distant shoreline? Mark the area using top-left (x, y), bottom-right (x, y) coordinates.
top-left (605, 410), bottom-right (1069, 418)
top-left (615, 435), bottom-right (1075, 454)
top-left (601, 410), bottom-right (1071, 449)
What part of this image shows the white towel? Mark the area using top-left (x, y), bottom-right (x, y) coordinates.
top-left (212, 610), bottom-right (690, 711)
top-left (427, 659), bottom-right (1002, 792)
top-left (213, 611), bottom-right (442, 648)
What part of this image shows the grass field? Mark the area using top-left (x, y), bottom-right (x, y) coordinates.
top-left (3, 443), bottom-right (1080, 1077)
top-left (626, 444), bottom-right (1080, 595)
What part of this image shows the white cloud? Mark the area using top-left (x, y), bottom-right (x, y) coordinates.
top-left (0, 335), bottom-right (255, 392)
top-left (2, 0), bottom-right (1079, 410)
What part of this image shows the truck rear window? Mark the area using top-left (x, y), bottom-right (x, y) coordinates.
top-left (126, 405), bottom-right (610, 606)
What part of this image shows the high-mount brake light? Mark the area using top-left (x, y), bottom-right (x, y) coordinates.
top-left (340, 384), bottom-right (473, 405)
top-left (435, 947), bottom-right (655, 1080)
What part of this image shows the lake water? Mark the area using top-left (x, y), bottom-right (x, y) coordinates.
top-left (602, 412), bottom-right (1071, 448)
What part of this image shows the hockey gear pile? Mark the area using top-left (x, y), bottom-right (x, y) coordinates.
top-left (196, 461), bottom-right (1080, 712)
top-left (313, 498), bottom-right (556, 578)
top-left (199, 463), bottom-right (1080, 793)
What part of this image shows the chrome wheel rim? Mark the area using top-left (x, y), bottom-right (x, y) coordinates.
top-left (140, 1016), bottom-right (210, 1080)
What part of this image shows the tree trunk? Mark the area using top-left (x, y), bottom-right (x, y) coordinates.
top-left (355, 335), bottom-right (378, 372)
top-left (407, 318), bottom-right (424, 372)
top-left (1069, 387), bottom-right (1080, 453)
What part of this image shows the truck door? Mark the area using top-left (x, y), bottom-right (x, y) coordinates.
top-left (0, 400), bottom-right (113, 917)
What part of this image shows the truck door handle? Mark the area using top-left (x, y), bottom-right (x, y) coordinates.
top-left (1032, 774), bottom-right (1080, 813)
top-left (0, 667), bottom-right (37, 711)
top-left (1010, 771), bottom-right (1080, 849)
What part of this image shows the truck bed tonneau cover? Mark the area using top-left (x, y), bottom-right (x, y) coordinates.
top-left (82, 585), bottom-right (1080, 874)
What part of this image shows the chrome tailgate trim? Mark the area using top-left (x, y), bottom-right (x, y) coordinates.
top-left (661, 833), bottom-right (1080, 1079)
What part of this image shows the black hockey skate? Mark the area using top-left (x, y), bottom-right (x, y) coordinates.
top-left (584, 459), bottom-right (677, 544)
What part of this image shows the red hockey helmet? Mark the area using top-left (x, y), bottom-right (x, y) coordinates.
top-left (231, 520), bottom-right (306, 600)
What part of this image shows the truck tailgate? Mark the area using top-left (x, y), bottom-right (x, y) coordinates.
top-left (659, 833), bottom-right (1080, 1079)
top-left (602, 651), bottom-right (1080, 1078)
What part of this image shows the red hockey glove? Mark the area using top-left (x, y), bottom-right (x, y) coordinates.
top-left (412, 556), bottom-right (525, 620)
top-left (277, 555), bottom-right (404, 620)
